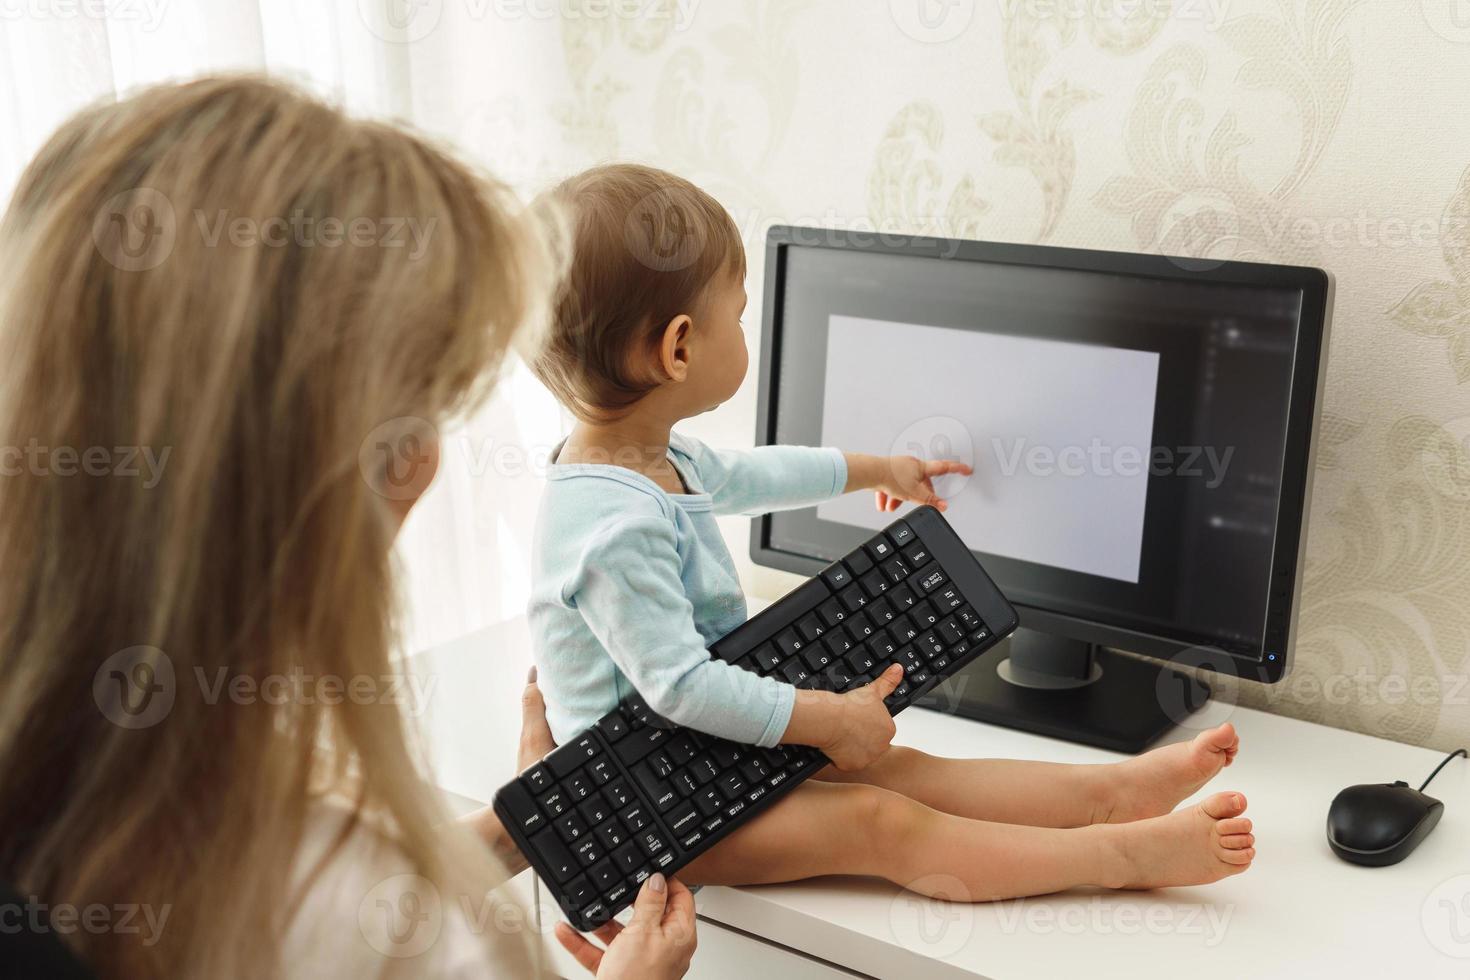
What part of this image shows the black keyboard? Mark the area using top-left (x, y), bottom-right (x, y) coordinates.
top-left (493, 506), bottom-right (1018, 930)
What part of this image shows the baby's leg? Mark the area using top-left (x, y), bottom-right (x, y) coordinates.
top-left (678, 779), bottom-right (1254, 901)
top-left (815, 723), bottom-right (1241, 827)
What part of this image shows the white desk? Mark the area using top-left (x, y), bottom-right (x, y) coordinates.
top-left (407, 616), bottom-right (1470, 979)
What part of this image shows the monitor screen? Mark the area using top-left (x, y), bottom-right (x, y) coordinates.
top-left (760, 239), bottom-right (1315, 661)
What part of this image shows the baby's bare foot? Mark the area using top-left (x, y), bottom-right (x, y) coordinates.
top-left (1109, 791), bottom-right (1255, 889)
top-left (1100, 723), bottom-right (1239, 823)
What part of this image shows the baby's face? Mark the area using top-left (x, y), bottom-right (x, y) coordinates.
top-left (686, 272), bottom-right (749, 413)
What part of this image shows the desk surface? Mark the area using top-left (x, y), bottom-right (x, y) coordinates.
top-left (408, 615), bottom-right (1470, 980)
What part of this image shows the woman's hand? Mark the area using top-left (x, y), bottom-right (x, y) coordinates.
top-left (555, 873), bottom-right (698, 980)
top-left (464, 666), bottom-right (557, 874)
top-left (843, 452), bottom-right (973, 513)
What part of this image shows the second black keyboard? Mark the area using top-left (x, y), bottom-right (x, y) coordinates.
top-left (494, 505), bottom-right (1019, 930)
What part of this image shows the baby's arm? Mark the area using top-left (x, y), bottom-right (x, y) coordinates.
top-left (573, 515), bottom-right (902, 766)
top-left (680, 437), bottom-right (971, 518)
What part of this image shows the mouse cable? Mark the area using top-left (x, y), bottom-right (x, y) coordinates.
top-left (1419, 747), bottom-right (1469, 792)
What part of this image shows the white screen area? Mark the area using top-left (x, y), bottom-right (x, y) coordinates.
top-left (817, 315), bottom-right (1161, 583)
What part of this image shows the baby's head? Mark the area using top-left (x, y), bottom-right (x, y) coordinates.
top-left (533, 163), bottom-right (748, 424)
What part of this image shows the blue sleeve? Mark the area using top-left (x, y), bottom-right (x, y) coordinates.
top-left (567, 516), bottom-right (796, 747)
top-left (677, 437), bottom-right (848, 517)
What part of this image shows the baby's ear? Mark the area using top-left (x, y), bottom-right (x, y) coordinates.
top-left (657, 313), bottom-right (694, 382)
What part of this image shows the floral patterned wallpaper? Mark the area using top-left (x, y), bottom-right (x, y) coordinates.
top-left (425, 0), bottom-right (1470, 751)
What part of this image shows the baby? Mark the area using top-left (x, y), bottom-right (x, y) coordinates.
top-left (527, 163), bottom-right (1254, 904)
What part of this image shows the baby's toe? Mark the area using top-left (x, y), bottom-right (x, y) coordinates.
top-left (1219, 833), bottom-right (1255, 850)
top-left (1220, 846), bottom-right (1255, 866)
top-left (1201, 791), bottom-right (1247, 820)
top-left (1216, 817), bottom-right (1252, 837)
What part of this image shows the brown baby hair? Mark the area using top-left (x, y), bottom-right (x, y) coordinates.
top-left (532, 163), bottom-right (746, 422)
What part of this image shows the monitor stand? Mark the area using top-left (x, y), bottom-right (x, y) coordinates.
top-left (914, 627), bottom-right (1210, 754)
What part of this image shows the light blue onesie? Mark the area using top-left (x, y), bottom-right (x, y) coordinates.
top-left (529, 434), bottom-right (848, 747)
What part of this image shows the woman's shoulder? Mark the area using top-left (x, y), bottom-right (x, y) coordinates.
top-left (282, 803), bottom-right (541, 978)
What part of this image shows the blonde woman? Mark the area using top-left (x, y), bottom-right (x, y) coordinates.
top-left (0, 77), bottom-right (695, 978)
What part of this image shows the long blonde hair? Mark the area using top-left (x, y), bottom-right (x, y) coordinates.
top-left (0, 76), bottom-right (557, 976)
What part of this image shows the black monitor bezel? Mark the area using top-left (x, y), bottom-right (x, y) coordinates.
top-left (749, 225), bottom-right (1331, 684)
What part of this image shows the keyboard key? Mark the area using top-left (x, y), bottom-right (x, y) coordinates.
top-left (538, 788), bottom-right (570, 818)
top-left (554, 812), bottom-right (589, 844)
top-left (666, 734), bottom-right (698, 765)
top-left (531, 830), bottom-right (579, 883)
top-left (901, 542), bottom-right (931, 568)
top-left (619, 803), bottom-right (651, 833)
top-left (774, 629), bottom-right (806, 658)
top-left (824, 632), bottom-right (854, 656)
top-left (615, 726), bottom-right (668, 767)
top-left (649, 752), bottom-right (675, 778)
top-left (868, 597), bottom-right (896, 624)
top-left (846, 614), bottom-right (876, 643)
top-left (880, 557), bottom-right (910, 584)
top-left (579, 794), bottom-right (612, 827)
top-left (846, 646), bottom-right (877, 674)
top-left (957, 606), bottom-right (984, 631)
top-left (604, 779), bottom-right (633, 808)
top-left (865, 535), bottom-right (896, 562)
top-left (859, 570), bottom-right (890, 598)
top-left (545, 744), bottom-right (585, 779)
top-left (916, 568), bottom-right (947, 594)
top-left (912, 602), bottom-right (940, 629)
top-left (595, 820), bottom-right (628, 851)
top-left (817, 597), bottom-right (847, 627)
top-left (596, 712), bottom-right (629, 743)
top-left (754, 645), bottom-right (783, 673)
top-left (889, 521), bottom-right (915, 546)
top-left (937, 617), bottom-right (966, 645)
top-left (588, 758), bottom-right (616, 785)
top-left (935, 585), bottom-right (965, 612)
top-left (821, 563), bottom-right (853, 589)
top-left (709, 742), bottom-right (742, 768)
top-left (846, 549), bottom-right (874, 575)
top-left (888, 583), bottom-right (918, 611)
top-left (917, 632), bottom-right (945, 659)
top-left (780, 660), bottom-right (811, 685)
top-left (567, 774), bottom-right (593, 801)
top-left (566, 876), bottom-right (596, 910)
top-left (800, 643), bottom-right (833, 672)
top-left (589, 860), bottom-right (619, 891)
top-left (690, 758), bottom-right (720, 785)
top-left (718, 771), bottom-right (747, 799)
top-left (637, 829), bottom-right (669, 859)
top-left (795, 613), bottom-right (826, 642)
top-left (667, 802), bottom-right (701, 837)
top-left (612, 842), bottom-right (642, 874)
top-left (524, 765), bottom-right (553, 793)
top-left (695, 788), bottom-right (723, 816)
top-left (672, 769), bottom-right (700, 797)
top-left (497, 782), bottom-right (546, 836)
top-left (838, 584), bottom-right (869, 612)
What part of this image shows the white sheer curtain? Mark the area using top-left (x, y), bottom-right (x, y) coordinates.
top-left (0, 1), bottom-right (573, 655)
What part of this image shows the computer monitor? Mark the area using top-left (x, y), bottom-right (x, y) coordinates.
top-left (750, 226), bottom-right (1333, 752)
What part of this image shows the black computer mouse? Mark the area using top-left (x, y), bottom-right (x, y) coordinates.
top-left (1327, 781), bottom-right (1444, 866)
